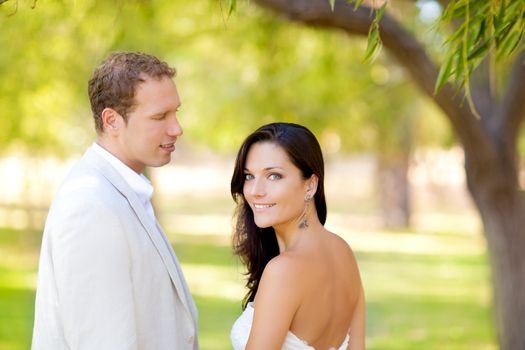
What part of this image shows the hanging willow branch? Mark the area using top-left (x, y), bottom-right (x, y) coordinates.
top-left (340, 0), bottom-right (525, 115)
top-left (231, 0), bottom-right (525, 116)
top-left (1, 0), bottom-right (39, 15)
top-left (435, 0), bottom-right (525, 92)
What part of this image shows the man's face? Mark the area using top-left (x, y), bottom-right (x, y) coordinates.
top-left (115, 75), bottom-right (182, 173)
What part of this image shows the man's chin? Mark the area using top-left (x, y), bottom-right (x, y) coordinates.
top-left (149, 158), bottom-right (172, 168)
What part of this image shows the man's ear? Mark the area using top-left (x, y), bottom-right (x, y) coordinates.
top-left (101, 108), bottom-right (122, 135)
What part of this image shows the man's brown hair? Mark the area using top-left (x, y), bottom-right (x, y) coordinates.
top-left (88, 52), bottom-right (176, 132)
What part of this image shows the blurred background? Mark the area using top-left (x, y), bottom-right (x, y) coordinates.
top-left (0, 1), bottom-right (497, 349)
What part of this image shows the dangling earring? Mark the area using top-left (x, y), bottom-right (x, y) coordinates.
top-left (299, 193), bottom-right (312, 229)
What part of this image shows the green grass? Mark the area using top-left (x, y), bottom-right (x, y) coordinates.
top-left (0, 228), bottom-right (39, 350)
top-left (360, 251), bottom-right (495, 350)
top-left (0, 226), bottom-right (496, 350)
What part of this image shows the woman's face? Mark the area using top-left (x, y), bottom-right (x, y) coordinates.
top-left (243, 141), bottom-right (312, 232)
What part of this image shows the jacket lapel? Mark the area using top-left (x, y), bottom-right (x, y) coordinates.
top-left (82, 148), bottom-right (197, 322)
top-left (154, 220), bottom-right (199, 320)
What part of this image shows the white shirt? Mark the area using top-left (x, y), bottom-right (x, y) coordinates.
top-left (91, 142), bottom-right (156, 222)
top-left (91, 143), bottom-right (181, 278)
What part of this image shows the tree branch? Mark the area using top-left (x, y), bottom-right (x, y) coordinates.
top-left (498, 50), bottom-right (525, 149)
top-left (252, 0), bottom-right (495, 162)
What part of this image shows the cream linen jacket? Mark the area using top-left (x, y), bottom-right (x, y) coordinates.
top-left (32, 148), bottom-right (198, 350)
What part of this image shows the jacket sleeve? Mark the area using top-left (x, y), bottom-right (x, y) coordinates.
top-left (51, 197), bottom-right (138, 350)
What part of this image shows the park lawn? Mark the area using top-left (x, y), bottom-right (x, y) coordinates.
top-left (0, 227), bottom-right (495, 350)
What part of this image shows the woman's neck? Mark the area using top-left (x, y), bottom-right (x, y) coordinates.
top-left (274, 215), bottom-right (322, 253)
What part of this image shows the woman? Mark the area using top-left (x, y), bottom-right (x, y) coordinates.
top-left (230, 122), bottom-right (365, 350)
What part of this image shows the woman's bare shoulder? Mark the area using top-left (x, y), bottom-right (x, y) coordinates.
top-left (328, 229), bottom-right (357, 251)
top-left (254, 253), bottom-right (306, 312)
top-left (263, 252), bottom-right (307, 281)
top-left (325, 230), bottom-right (361, 272)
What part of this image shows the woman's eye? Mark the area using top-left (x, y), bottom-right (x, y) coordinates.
top-left (244, 174), bottom-right (254, 181)
top-left (269, 173), bottom-right (282, 180)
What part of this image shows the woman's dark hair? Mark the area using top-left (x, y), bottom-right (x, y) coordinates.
top-left (231, 122), bottom-right (327, 308)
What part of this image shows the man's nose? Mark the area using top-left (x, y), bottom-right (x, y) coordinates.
top-left (167, 116), bottom-right (183, 137)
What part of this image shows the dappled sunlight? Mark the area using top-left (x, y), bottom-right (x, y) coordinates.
top-left (361, 248), bottom-right (495, 350)
top-left (181, 263), bottom-right (245, 302)
top-left (360, 252), bottom-right (491, 303)
top-left (0, 267), bottom-right (37, 291)
top-left (411, 211), bottom-right (481, 236)
top-left (329, 219), bottom-right (485, 256)
top-left (346, 229), bottom-right (485, 255)
top-left (0, 155), bottom-right (75, 230)
top-left (0, 209), bottom-right (34, 231)
top-left (164, 214), bottom-right (233, 236)
top-left (0, 245), bottom-right (39, 295)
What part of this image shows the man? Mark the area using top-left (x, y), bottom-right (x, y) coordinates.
top-left (32, 52), bottom-right (198, 349)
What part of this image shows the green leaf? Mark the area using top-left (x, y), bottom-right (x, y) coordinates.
top-left (444, 21), bottom-right (468, 45)
top-left (451, 3), bottom-right (468, 19)
top-left (497, 0), bottom-right (507, 19)
top-left (494, 21), bottom-right (513, 46)
top-left (375, 2), bottom-right (387, 22)
top-left (497, 30), bottom-right (522, 60)
top-left (360, 3), bottom-right (386, 63)
top-left (467, 41), bottom-right (489, 61)
top-left (454, 49), bottom-right (466, 86)
top-left (227, 0), bottom-right (236, 16)
top-left (440, 1), bottom-right (453, 22)
top-left (435, 53), bottom-right (455, 93)
top-left (363, 28), bottom-right (380, 62)
top-left (353, 0), bottom-right (365, 11)
top-left (473, 18), bottom-right (486, 43)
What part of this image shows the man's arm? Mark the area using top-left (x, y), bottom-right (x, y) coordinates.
top-left (52, 198), bottom-right (137, 350)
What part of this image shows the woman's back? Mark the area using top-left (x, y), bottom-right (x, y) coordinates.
top-left (285, 229), bottom-right (361, 349)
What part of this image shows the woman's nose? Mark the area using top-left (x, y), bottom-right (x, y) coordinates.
top-left (246, 178), bottom-right (265, 197)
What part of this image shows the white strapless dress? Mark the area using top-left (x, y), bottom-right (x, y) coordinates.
top-left (230, 302), bottom-right (349, 350)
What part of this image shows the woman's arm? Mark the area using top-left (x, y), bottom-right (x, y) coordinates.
top-left (245, 255), bottom-right (302, 350)
top-left (349, 286), bottom-right (366, 350)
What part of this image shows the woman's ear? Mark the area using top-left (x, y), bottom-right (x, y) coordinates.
top-left (101, 108), bottom-right (122, 135)
top-left (306, 174), bottom-right (319, 198)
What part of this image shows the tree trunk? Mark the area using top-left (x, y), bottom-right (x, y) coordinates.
top-left (466, 153), bottom-right (525, 350)
top-left (377, 112), bottom-right (413, 229)
top-left (377, 152), bottom-right (411, 229)
top-left (477, 198), bottom-right (525, 350)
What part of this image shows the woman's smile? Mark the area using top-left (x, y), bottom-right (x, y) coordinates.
top-left (252, 203), bottom-right (276, 211)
